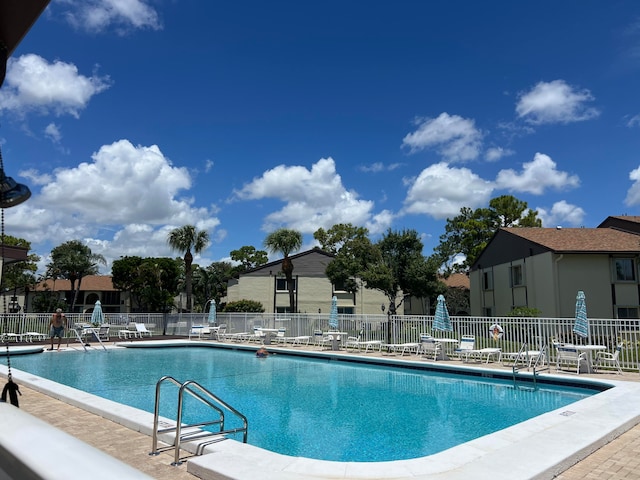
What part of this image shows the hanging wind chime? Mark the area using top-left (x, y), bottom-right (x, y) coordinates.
top-left (0, 144), bottom-right (31, 407)
top-left (0, 0), bottom-right (54, 407)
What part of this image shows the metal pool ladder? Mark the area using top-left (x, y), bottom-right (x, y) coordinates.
top-left (150, 375), bottom-right (248, 466)
top-left (512, 343), bottom-right (549, 388)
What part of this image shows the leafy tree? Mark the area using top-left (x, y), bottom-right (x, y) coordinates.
top-left (264, 228), bottom-right (302, 313)
top-left (326, 228), bottom-right (443, 343)
top-left (30, 278), bottom-right (67, 313)
top-left (47, 240), bottom-right (106, 312)
top-left (230, 246), bottom-right (268, 273)
top-left (442, 286), bottom-right (470, 315)
top-left (363, 229), bottom-right (442, 315)
top-left (112, 256), bottom-right (180, 313)
top-left (434, 195), bottom-right (542, 273)
top-left (324, 234), bottom-right (377, 294)
top-left (313, 223), bottom-right (369, 254)
top-left (167, 225), bottom-right (210, 312)
top-left (192, 261), bottom-right (235, 311)
top-left (223, 299), bottom-right (264, 313)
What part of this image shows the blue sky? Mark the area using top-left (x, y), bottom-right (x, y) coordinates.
top-left (2, 1), bottom-right (640, 274)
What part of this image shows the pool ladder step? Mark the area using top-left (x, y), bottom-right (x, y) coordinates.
top-left (512, 344), bottom-right (549, 389)
top-left (150, 376), bottom-right (248, 466)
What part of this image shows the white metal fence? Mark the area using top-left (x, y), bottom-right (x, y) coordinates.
top-left (3, 312), bottom-right (640, 370)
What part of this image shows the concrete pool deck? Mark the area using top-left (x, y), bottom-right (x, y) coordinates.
top-left (3, 339), bottom-right (640, 479)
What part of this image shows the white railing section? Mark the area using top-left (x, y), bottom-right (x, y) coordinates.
top-left (2, 312), bottom-right (640, 370)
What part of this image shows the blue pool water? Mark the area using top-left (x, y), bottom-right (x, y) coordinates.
top-left (4, 348), bottom-right (596, 462)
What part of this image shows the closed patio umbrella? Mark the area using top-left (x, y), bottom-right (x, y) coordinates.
top-left (91, 300), bottom-right (104, 325)
top-left (433, 294), bottom-right (452, 333)
top-left (207, 301), bottom-right (216, 325)
top-left (329, 296), bottom-right (339, 330)
top-left (573, 291), bottom-right (589, 342)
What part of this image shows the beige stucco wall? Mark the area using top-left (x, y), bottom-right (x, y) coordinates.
top-left (471, 252), bottom-right (640, 319)
top-left (227, 274), bottom-right (392, 315)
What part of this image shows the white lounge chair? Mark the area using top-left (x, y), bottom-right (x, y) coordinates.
top-left (22, 332), bottom-right (47, 342)
top-left (556, 344), bottom-right (587, 374)
top-left (453, 335), bottom-right (477, 361)
top-left (134, 323), bottom-right (152, 338)
top-left (290, 335), bottom-right (311, 346)
top-left (274, 328), bottom-right (290, 345)
top-left (595, 343), bottom-right (623, 374)
top-left (345, 335), bottom-right (361, 350)
top-left (384, 343), bottom-right (420, 356)
top-left (189, 325), bottom-right (205, 340)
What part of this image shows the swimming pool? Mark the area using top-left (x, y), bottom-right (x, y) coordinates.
top-left (2, 345), bottom-right (598, 462)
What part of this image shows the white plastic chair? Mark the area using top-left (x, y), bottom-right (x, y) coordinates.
top-left (556, 345), bottom-right (587, 374)
top-left (419, 335), bottom-right (441, 361)
top-left (595, 343), bottom-right (623, 374)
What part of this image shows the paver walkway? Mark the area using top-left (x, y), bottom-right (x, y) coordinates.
top-left (18, 385), bottom-right (196, 480)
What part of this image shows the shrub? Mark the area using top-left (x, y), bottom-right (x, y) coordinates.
top-left (506, 306), bottom-right (541, 317)
top-left (223, 299), bottom-right (264, 313)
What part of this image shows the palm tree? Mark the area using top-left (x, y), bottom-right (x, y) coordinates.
top-left (167, 225), bottom-right (210, 312)
top-left (47, 240), bottom-right (106, 312)
top-left (264, 228), bottom-right (302, 313)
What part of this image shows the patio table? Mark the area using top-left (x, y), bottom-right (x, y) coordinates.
top-left (575, 345), bottom-right (606, 373)
top-left (323, 332), bottom-right (348, 350)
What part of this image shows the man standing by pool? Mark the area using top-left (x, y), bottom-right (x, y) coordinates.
top-left (49, 308), bottom-right (67, 351)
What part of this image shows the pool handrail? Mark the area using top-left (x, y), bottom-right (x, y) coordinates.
top-left (150, 375), bottom-right (249, 466)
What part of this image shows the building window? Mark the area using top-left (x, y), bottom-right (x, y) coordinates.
top-left (333, 279), bottom-right (348, 293)
top-left (483, 306), bottom-right (493, 317)
top-left (510, 265), bottom-right (524, 287)
top-left (276, 306), bottom-right (292, 314)
top-left (337, 306), bottom-right (354, 314)
top-left (65, 290), bottom-right (85, 304)
top-left (103, 291), bottom-right (121, 305)
top-left (482, 271), bottom-right (493, 290)
top-left (276, 278), bottom-right (296, 292)
top-left (614, 258), bottom-right (636, 282)
top-left (617, 307), bottom-right (640, 319)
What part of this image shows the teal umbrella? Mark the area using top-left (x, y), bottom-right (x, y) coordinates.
top-left (207, 302), bottom-right (216, 325)
top-left (91, 300), bottom-right (104, 325)
top-left (573, 291), bottom-right (589, 340)
top-left (433, 294), bottom-right (452, 332)
top-left (329, 296), bottom-right (339, 330)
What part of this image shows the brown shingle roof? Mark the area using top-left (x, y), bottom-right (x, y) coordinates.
top-left (504, 227), bottom-right (640, 253)
top-left (33, 275), bottom-right (118, 292)
top-left (440, 273), bottom-right (469, 289)
top-left (607, 216), bottom-right (640, 224)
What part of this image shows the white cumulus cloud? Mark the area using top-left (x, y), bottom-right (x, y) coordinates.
top-left (495, 152), bottom-right (580, 194)
top-left (0, 54), bottom-right (110, 118)
top-left (234, 157), bottom-right (389, 233)
top-left (515, 79), bottom-right (600, 125)
top-left (624, 165), bottom-right (640, 206)
top-left (484, 146), bottom-right (514, 162)
top-left (402, 162), bottom-right (494, 219)
top-left (8, 139), bottom-right (220, 271)
top-left (56, 0), bottom-right (162, 33)
top-left (402, 112), bottom-right (483, 162)
top-left (536, 200), bottom-right (586, 227)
